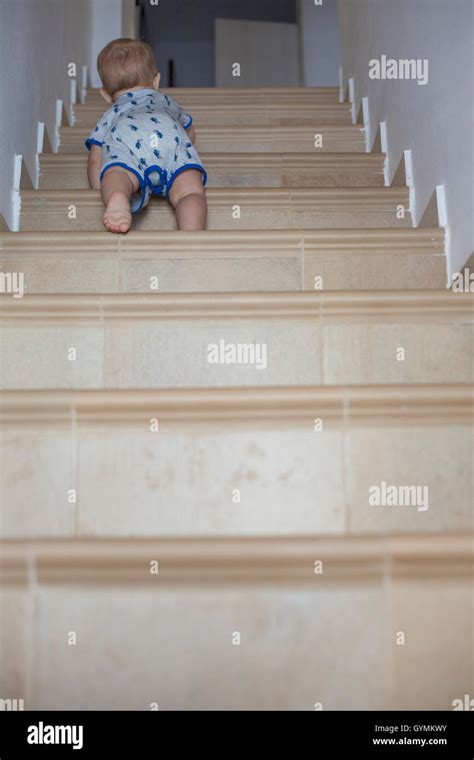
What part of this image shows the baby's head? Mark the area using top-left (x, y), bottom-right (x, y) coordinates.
top-left (98, 38), bottom-right (160, 103)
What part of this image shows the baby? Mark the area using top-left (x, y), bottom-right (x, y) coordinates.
top-left (86, 38), bottom-right (207, 233)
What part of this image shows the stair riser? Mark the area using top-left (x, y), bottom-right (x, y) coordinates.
top-left (76, 115), bottom-right (353, 128)
top-left (183, 103), bottom-right (344, 112)
top-left (84, 93), bottom-right (341, 103)
top-left (73, 108), bottom-right (354, 129)
top-left (59, 136), bottom-right (366, 154)
top-left (59, 128), bottom-right (366, 154)
top-left (1, 422), bottom-right (471, 539)
top-left (84, 98), bottom-right (342, 106)
top-left (84, 86), bottom-right (340, 102)
top-left (0, 321), bottom-right (471, 390)
top-left (0, 253), bottom-right (446, 292)
top-left (20, 205), bottom-right (411, 232)
top-left (2, 573), bottom-right (471, 709)
top-left (39, 165), bottom-right (385, 190)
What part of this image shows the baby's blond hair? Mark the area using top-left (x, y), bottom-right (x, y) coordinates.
top-left (98, 38), bottom-right (158, 96)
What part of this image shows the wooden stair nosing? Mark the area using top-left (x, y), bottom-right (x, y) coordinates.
top-left (0, 385), bottom-right (471, 429)
top-left (0, 228), bottom-right (446, 256)
top-left (1, 290), bottom-right (471, 323)
top-left (2, 533), bottom-right (472, 587)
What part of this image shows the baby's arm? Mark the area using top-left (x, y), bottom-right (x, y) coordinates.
top-left (87, 145), bottom-right (102, 190)
top-left (186, 124), bottom-right (197, 145)
top-left (168, 96), bottom-right (197, 144)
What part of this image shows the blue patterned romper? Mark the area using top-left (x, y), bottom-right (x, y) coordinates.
top-left (85, 89), bottom-right (207, 213)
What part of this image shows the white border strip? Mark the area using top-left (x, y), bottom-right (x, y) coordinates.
top-left (404, 149), bottom-right (415, 222)
top-left (34, 122), bottom-right (44, 189)
top-left (11, 155), bottom-right (23, 232)
top-left (54, 99), bottom-right (63, 153)
top-left (436, 184), bottom-right (450, 284)
top-left (81, 65), bottom-right (88, 104)
top-left (361, 96), bottom-right (370, 152)
top-left (348, 77), bottom-right (355, 123)
top-left (379, 122), bottom-right (389, 185)
top-left (70, 79), bottom-right (77, 126)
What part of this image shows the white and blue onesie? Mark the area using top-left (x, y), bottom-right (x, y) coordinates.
top-left (85, 89), bottom-right (207, 212)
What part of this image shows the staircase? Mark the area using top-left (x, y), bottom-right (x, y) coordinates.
top-left (0, 87), bottom-right (472, 711)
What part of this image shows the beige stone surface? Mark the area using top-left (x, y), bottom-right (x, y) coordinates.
top-left (77, 429), bottom-right (345, 537)
top-left (390, 578), bottom-right (474, 709)
top-left (1, 251), bottom-right (446, 294)
top-left (345, 426), bottom-right (473, 533)
top-left (292, 210), bottom-right (410, 229)
top-left (323, 323), bottom-right (474, 384)
top-left (103, 323), bottom-right (321, 388)
top-left (303, 253), bottom-right (447, 290)
top-left (0, 327), bottom-right (104, 389)
top-left (3, 318), bottom-right (470, 389)
top-left (52, 129), bottom-right (365, 155)
top-left (0, 591), bottom-right (30, 702)
top-left (0, 431), bottom-right (75, 537)
top-left (0, 258), bottom-right (118, 294)
top-left (119, 256), bottom-right (301, 293)
top-left (283, 170), bottom-right (384, 187)
top-left (32, 583), bottom-right (388, 710)
top-left (208, 169), bottom-right (282, 187)
top-left (1, 82), bottom-right (466, 715)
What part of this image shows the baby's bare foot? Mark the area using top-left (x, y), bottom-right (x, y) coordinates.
top-left (103, 191), bottom-right (132, 233)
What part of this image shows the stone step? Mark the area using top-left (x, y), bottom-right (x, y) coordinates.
top-left (20, 187), bottom-right (411, 232)
top-left (73, 102), bottom-right (353, 128)
top-left (59, 125), bottom-right (366, 153)
top-left (84, 86), bottom-right (341, 105)
top-left (0, 385), bottom-right (472, 539)
top-left (1, 533), bottom-right (472, 709)
top-left (0, 291), bottom-right (471, 390)
top-left (0, 229), bottom-right (446, 292)
top-left (39, 153), bottom-right (385, 190)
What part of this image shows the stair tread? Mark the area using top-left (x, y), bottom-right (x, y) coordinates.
top-left (20, 187), bottom-right (413, 232)
top-left (1, 228), bottom-right (446, 292)
top-left (25, 187), bottom-right (402, 206)
top-left (3, 291), bottom-right (469, 389)
top-left (40, 152), bottom-right (385, 165)
top-left (58, 124), bottom-right (367, 154)
top-left (73, 104), bottom-right (354, 128)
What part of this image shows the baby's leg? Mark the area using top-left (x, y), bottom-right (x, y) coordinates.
top-left (168, 170), bottom-right (207, 231)
top-left (101, 167), bottom-right (140, 234)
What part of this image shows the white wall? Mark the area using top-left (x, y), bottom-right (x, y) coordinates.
top-left (215, 19), bottom-right (301, 87)
top-left (0, 0), bottom-right (92, 229)
top-left (339, 0), bottom-right (473, 277)
top-left (0, 0), bottom-right (132, 230)
top-left (89, 0), bottom-right (123, 88)
top-left (298, 0), bottom-right (340, 86)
